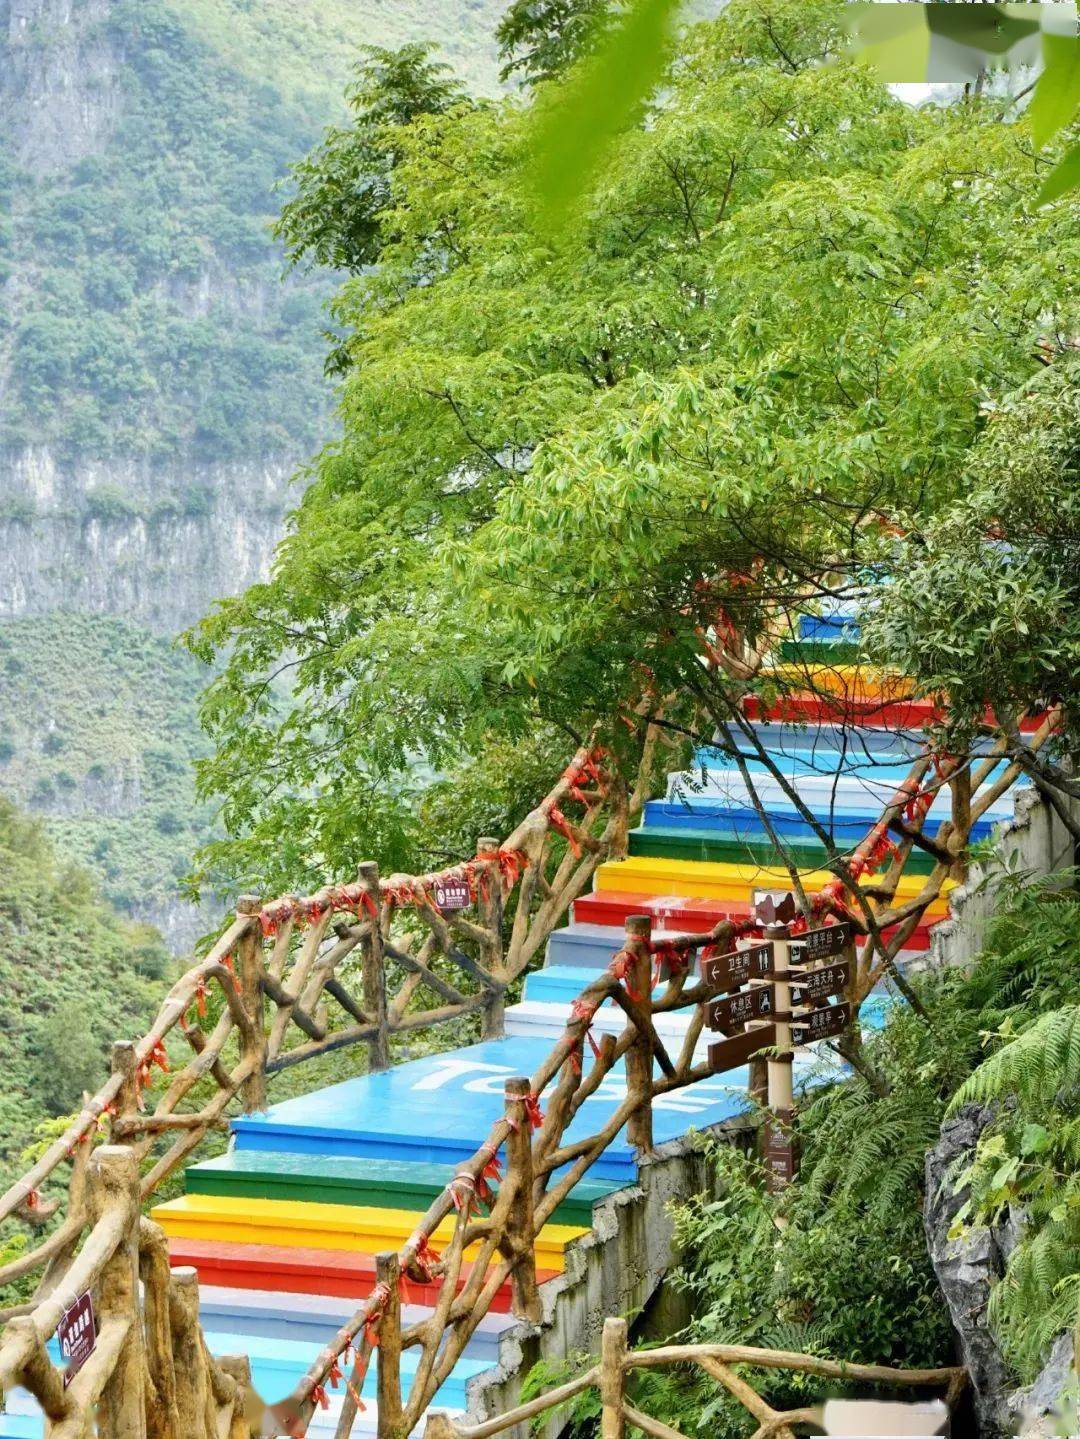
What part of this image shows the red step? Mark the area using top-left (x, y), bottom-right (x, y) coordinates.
top-left (168, 1239), bottom-right (556, 1311)
top-left (573, 890), bottom-right (937, 950)
top-left (744, 694), bottom-right (1046, 732)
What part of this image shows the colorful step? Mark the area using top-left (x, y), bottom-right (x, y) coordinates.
top-left (198, 1287), bottom-right (515, 1358)
top-left (169, 1239), bottom-right (550, 1309)
top-left (572, 890), bottom-right (940, 949)
top-left (227, 1038), bottom-right (754, 1182)
top-left (628, 825), bottom-right (938, 874)
top-left (152, 1194), bottom-right (587, 1271)
top-left (592, 857), bottom-right (953, 914)
top-left (187, 1150), bottom-right (618, 1227)
top-left (665, 768), bottom-right (1015, 821)
top-left (640, 800), bottom-right (997, 846)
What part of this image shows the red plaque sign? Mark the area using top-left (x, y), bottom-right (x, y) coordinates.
top-left (791, 960), bottom-right (850, 1006)
top-left (707, 984), bottom-right (775, 1035)
top-left (707, 1022), bottom-right (777, 1075)
top-left (791, 1000), bottom-right (851, 1045)
top-left (432, 877), bottom-right (471, 913)
top-left (789, 922), bottom-right (853, 964)
top-left (58, 1292), bottom-right (96, 1386)
top-left (701, 942), bottom-right (774, 994)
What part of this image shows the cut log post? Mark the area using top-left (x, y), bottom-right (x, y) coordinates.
top-left (170, 1266), bottom-right (213, 1439)
top-left (376, 1250), bottom-right (403, 1439)
top-left (139, 1221), bottom-right (180, 1439)
top-left (623, 917), bottom-right (654, 1155)
top-left (93, 1147), bottom-right (147, 1439)
top-left (110, 1040), bottom-right (140, 1145)
top-left (236, 897), bottom-right (267, 1113)
top-left (600, 1316), bottom-right (628, 1439)
top-left (503, 1077), bottom-right (542, 1323)
top-left (360, 864), bottom-right (391, 1072)
top-left (476, 837), bottom-right (506, 1040)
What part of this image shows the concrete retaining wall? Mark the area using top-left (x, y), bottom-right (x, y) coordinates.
top-left (930, 785), bottom-right (1079, 968)
top-left (464, 1117), bottom-right (752, 1436)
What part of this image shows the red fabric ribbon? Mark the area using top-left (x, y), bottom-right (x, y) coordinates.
top-left (406, 1231), bottom-right (442, 1282)
top-left (569, 996), bottom-right (601, 1072)
top-left (195, 976), bottom-right (208, 1018)
top-left (607, 950), bottom-right (641, 1002)
top-left (548, 806), bottom-right (582, 858)
top-left (524, 1093), bottom-right (544, 1129)
top-left (312, 1385), bottom-right (329, 1411)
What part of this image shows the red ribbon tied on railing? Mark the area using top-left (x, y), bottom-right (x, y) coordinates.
top-left (569, 996), bottom-right (602, 1072)
top-left (449, 1172), bottom-right (478, 1222)
top-left (405, 1231), bottom-right (442, 1283)
top-left (548, 806), bottom-right (582, 858)
top-left (195, 975), bottom-right (208, 1018)
top-left (648, 937), bottom-right (689, 988)
top-left (524, 1093), bottom-right (544, 1129)
top-left (311, 1384), bottom-right (330, 1411)
top-left (221, 954), bottom-right (242, 994)
top-left (607, 950), bottom-right (642, 1002)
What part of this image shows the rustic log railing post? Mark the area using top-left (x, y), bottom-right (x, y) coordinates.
top-left (600, 1316), bottom-right (628, 1439)
top-left (504, 1077), bottom-right (542, 1323)
top-left (360, 863), bottom-right (391, 1073)
top-left (623, 916), bottom-right (654, 1155)
top-left (236, 896), bottom-right (267, 1113)
top-left (376, 1250), bottom-right (404, 1439)
top-left (477, 836), bottom-right (506, 1040)
top-left (110, 1039), bottom-right (140, 1145)
top-left (94, 1145), bottom-right (147, 1439)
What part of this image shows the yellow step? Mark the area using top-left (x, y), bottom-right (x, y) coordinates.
top-left (768, 664), bottom-right (918, 701)
top-left (594, 856), bottom-right (951, 914)
top-left (151, 1193), bottom-right (586, 1271)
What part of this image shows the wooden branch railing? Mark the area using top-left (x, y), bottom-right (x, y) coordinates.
top-left (0, 706), bottom-right (1054, 1438)
top-left (422, 1317), bottom-right (968, 1439)
top-left (0, 736), bottom-right (664, 1437)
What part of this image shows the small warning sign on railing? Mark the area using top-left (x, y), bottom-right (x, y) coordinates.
top-left (58, 1292), bottom-right (96, 1387)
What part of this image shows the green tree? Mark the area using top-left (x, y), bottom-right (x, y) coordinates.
top-left (274, 43), bottom-right (469, 277)
top-left (496, 0), bottom-right (615, 85)
top-left (190, 0), bottom-right (1079, 902)
top-left (31, 1002), bottom-right (102, 1115)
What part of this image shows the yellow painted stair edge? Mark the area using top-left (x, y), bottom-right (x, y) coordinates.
top-left (594, 856), bottom-right (952, 909)
top-left (152, 1193), bottom-right (585, 1269)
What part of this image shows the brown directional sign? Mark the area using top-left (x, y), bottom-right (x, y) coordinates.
top-left (701, 942), bottom-right (774, 995)
top-left (789, 922), bottom-right (853, 964)
top-left (762, 1113), bottom-right (798, 1191)
top-left (792, 1000), bottom-right (851, 1045)
top-left (707, 984), bottom-right (775, 1035)
top-left (707, 1022), bottom-right (777, 1075)
top-left (790, 960), bottom-right (851, 1006)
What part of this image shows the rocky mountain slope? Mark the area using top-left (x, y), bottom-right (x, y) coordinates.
top-left (0, 0), bottom-right (504, 947)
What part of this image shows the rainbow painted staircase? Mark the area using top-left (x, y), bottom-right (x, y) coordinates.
top-left (0, 614), bottom-right (1027, 1438)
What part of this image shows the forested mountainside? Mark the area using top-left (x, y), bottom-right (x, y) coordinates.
top-left (0, 795), bottom-right (167, 1182)
top-left (0, 0), bottom-right (504, 947)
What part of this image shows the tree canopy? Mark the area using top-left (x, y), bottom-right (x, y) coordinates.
top-left (189, 0), bottom-right (1079, 898)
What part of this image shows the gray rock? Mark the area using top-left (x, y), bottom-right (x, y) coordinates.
top-left (924, 1103), bottom-right (1014, 1435)
top-left (1007, 1332), bottom-right (1078, 1437)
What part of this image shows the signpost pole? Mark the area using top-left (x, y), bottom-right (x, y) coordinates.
top-left (763, 920), bottom-right (796, 1189)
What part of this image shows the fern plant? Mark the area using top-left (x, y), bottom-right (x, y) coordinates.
top-left (949, 1004), bottom-right (1080, 1379)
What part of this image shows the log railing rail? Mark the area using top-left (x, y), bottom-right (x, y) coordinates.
top-left (0, 707), bottom-right (1055, 1438)
top-left (422, 1317), bottom-right (969, 1439)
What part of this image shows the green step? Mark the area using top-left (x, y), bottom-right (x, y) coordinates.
top-left (629, 826), bottom-right (936, 874)
top-left (778, 639), bottom-right (862, 663)
top-left (187, 1150), bottom-right (620, 1226)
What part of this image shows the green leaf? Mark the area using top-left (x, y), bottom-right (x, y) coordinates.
top-left (1020, 1122), bottom-right (1052, 1155)
top-left (1028, 32), bottom-right (1080, 148)
top-left (526, 0), bottom-right (684, 233)
top-left (1036, 140), bottom-right (1080, 204)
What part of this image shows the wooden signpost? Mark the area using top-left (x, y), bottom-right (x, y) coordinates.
top-left (703, 895), bottom-right (855, 1190)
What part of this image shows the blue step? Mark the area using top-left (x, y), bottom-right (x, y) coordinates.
top-left (642, 800), bottom-right (998, 845)
top-left (231, 1038), bottom-right (753, 1182)
top-left (546, 922), bottom-right (626, 969)
top-left (524, 966), bottom-right (676, 1007)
